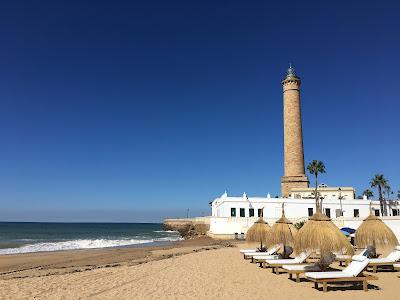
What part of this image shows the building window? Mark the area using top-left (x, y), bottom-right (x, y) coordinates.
top-left (231, 208), bottom-right (236, 217)
top-left (308, 208), bottom-right (313, 217)
top-left (354, 209), bottom-right (360, 218)
top-left (392, 209), bottom-right (399, 216)
top-left (240, 208), bottom-right (245, 217)
top-left (249, 208), bottom-right (254, 217)
top-left (335, 209), bottom-right (342, 218)
top-left (258, 209), bottom-right (263, 217)
top-left (374, 210), bottom-right (380, 217)
top-left (325, 208), bottom-right (331, 218)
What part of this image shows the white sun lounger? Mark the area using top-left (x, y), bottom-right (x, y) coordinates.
top-left (283, 264), bottom-right (322, 282)
top-left (241, 245), bottom-right (280, 260)
top-left (251, 254), bottom-right (280, 262)
top-left (239, 249), bottom-right (257, 253)
top-left (261, 251), bottom-right (311, 273)
top-left (367, 246), bottom-right (400, 273)
top-left (305, 255), bottom-right (378, 292)
top-left (394, 263), bottom-right (400, 270)
top-left (335, 248), bottom-right (368, 266)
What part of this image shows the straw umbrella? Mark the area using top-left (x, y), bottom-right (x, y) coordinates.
top-left (355, 202), bottom-right (398, 251)
top-left (246, 210), bottom-right (271, 251)
top-left (267, 203), bottom-right (297, 258)
top-left (294, 207), bottom-right (353, 264)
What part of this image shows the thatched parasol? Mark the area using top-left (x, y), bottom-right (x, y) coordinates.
top-left (355, 202), bottom-right (398, 249)
top-left (246, 215), bottom-right (271, 250)
top-left (294, 209), bottom-right (353, 257)
top-left (267, 203), bottom-right (297, 248)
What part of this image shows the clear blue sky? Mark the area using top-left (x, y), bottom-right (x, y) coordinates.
top-left (1, 0), bottom-right (399, 222)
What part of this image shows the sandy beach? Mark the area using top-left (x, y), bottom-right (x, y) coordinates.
top-left (0, 239), bottom-right (398, 299)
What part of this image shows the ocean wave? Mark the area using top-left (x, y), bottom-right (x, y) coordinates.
top-left (0, 237), bottom-right (182, 255)
top-left (153, 230), bottom-right (179, 233)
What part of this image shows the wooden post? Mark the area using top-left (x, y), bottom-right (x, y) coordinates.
top-left (296, 273), bottom-right (300, 283)
top-left (323, 282), bottom-right (327, 292)
top-left (363, 280), bottom-right (368, 292)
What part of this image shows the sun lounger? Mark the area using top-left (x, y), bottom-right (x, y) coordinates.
top-left (305, 255), bottom-right (378, 292)
top-left (251, 254), bottom-right (280, 263)
top-left (367, 246), bottom-right (400, 273)
top-left (261, 251), bottom-right (311, 273)
top-left (335, 248), bottom-right (368, 266)
top-left (394, 264), bottom-right (400, 271)
top-left (283, 264), bottom-right (322, 282)
top-left (239, 249), bottom-right (257, 254)
top-left (241, 245), bottom-right (280, 260)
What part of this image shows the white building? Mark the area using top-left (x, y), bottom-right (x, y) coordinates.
top-left (208, 192), bottom-right (400, 240)
top-left (290, 184), bottom-right (355, 200)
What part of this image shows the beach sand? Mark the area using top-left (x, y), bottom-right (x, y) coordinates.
top-left (0, 240), bottom-right (399, 299)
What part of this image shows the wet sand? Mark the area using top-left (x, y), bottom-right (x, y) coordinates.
top-left (0, 237), bottom-right (228, 279)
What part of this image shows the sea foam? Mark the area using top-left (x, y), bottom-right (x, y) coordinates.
top-left (0, 236), bottom-right (182, 255)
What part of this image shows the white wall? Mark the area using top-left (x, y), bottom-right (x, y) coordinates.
top-left (211, 196), bottom-right (388, 219)
top-left (209, 195), bottom-right (400, 240)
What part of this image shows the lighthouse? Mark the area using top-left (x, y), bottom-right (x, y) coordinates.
top-left (281, 65), bottom-right (309, 197)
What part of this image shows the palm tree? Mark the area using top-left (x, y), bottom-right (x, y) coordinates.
top-left (384, 184), bottom-right (392, 200)
top-left (362, 189), bottom-right (373, 200)
top-left (398, 190), bottom-right (400, 200)
top-left (306, 160), bottom-right (326, 210)
top-left (370, 174), bottom-right (388, 216)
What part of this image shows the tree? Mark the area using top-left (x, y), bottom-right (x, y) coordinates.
top-left (362, 189), bottom-right (373, 200)
top-left (370, 174), bottom-right (388, 216)
top-left (398, 190), bottom-right (400, 200)
top-left (306, 160), bottom-right (326, 210)
top-left (384, 184), bottom-right (392, 200)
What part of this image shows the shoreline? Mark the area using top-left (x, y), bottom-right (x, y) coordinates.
top-left (0, 239), bottom-right (179, 255)
top-left (0, 237), bottom-right (235, 280)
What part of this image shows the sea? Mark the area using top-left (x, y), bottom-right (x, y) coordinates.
top-left (0, 222), bottom-right (182, 255)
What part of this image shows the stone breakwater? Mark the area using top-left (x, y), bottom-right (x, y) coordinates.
top-left (163, 218), bottom-right (210, 238)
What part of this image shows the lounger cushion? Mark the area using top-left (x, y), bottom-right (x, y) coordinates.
top-left (394, 264), bottom-right (400, 268)
top-left (366, 249), bottom-right (400, 263)
top-left (305, 271), bottom-right (352, 279)
top-left (352, 255), bottom-right (367, 262)
top-left (386, 250), bottom-right (400, 261)
top-left (369, 258), bottom-right (395, 264)
top-left (264, 259), bottom-right (299, 265)
top-left (297, 251), bottom-right (310, 262)
top-left (343, 257), bottom-right (370, 276)
top-left (264, 251), bottom-right (310, 265)
top-left (335, 254), bottom-right (351, 260)
top-left (252, 255), bottom-right (279, 260)
top-left (242, 246), bottom-right (279, 256)
top-left (283, 264), bottom-right (320, 271)
top-left (267, 246), bottom-right (279, 254)
top-left (240, 249), bottom-right (257, 253)
top-left (242, 251), bottom-right (267, 256)
top-left (249, 252), bottom-right (278, 256)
